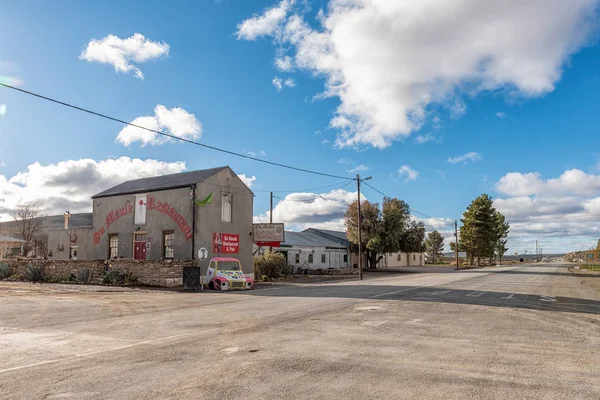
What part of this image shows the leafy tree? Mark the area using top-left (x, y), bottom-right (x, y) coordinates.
top-left (400, 221), bottom-right (426, 253)
top-left (345, 200), bottom-right (381, 269)
top-left (493, 211), bottom-right (510, 265)
top-left (425, 230), bottom-right (445, 264)
top-left (345, 197), bottom-right (419, 269)
top-left (459, 194), bottom-right (498, 266)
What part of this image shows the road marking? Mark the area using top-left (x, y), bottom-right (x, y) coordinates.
top-left (361, 320), bottom-right (388, 327)
top-left (540, 296), bottom-right (557, 302)
top-left (430, 290), bottom-right (451, 295)
top-left (501, 293), bottom-right (517, 299)
top-left (465, 292), bottom-right (484, 297)
top-left (369, 279), bottom-right (459, 299)
top-left (0, 332), bottom-right (202, 374)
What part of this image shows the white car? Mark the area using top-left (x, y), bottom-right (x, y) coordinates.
top-left (206, 257), bottom-right (254, 291)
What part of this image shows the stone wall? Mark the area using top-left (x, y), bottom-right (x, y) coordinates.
top-left (4, 259), bottom-right (194, 287)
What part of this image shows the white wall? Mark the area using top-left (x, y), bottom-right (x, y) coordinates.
top-left (258, 246), bottom-right (349, 270)
top-left (383, 252), bottom-right (425, 267)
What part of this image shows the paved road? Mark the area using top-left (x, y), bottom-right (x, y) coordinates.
top-left (1, 263), bottom-right (599, 399)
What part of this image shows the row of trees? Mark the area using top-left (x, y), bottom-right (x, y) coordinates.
top-left (344, 198), bottom-right (426, 269)
top-left (345, 193), bottom-right (510, 268)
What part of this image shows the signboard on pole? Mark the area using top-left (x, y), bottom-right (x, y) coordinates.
top-left (253, 223), bottom-right (285, 243)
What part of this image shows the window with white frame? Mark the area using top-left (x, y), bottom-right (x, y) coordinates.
top-left (221, 193), bottom-right (232, 222)
top-left (295, 253), bottom-right (300, 264)
top-left (321, 254), bottom-right (326, 263)
top-left (108, 234), bottom-right (118, 259)
top-left (163, 231), bottom-right (174, 259)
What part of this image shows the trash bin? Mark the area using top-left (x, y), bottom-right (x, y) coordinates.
top-left (183, 267), bottom-right (201, 291)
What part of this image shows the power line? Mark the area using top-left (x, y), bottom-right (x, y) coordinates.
top-left (252, 180), bottom-right (354, 193)
top-left (360, 180), bottom-right (454, 226)
top-left (273, 180), bottom-right (354, 203)
top-left (0, 83), bottom-right (352, 181)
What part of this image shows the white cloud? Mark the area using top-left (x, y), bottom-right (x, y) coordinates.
top-left (0, 162), bottom-right (6, 167)
top-left (321, 138), bottom-right (330, 145)
top-left (272, 76), bottom-right (283, 91)
top-left (336, 158), bottom-right (351, 165)
top-left (0, 157), bottom-right (186, 221)
top-left (247, 150), bottom-right (267, 158)
top-left (254, 188), bottom-right (364, 231)
top-left (273, 76), bottom-right (296, 91)
top-left (116, 105), bottom-right (202, 146)
top-left (275, 55), bottom-right (294, 71)
top-left (495, 169), bottom-right (600, 197)
top-left (347, 164), bottom-right (368, 173)
top-left (448, 152), bottom-right (482, 164)
top-left (238, 0), bottom-right (597, 148)
top-left (238, 174), bottom-right (257, 188)
top-left (496, 112), bottom-right (507, 118)
top-left (493, 168), bottom-right (600, 253)
top-left (236, 0), bottom-right (294, 40)
top-left (80, 33), bottom-right (169, 79)
top-left (396, 165), bottom-right (418, 182)
top-left (415, 134), bottom-right (435, 144)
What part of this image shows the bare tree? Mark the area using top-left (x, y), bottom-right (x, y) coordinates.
top-left (9, 202), bottom-right (47, 258)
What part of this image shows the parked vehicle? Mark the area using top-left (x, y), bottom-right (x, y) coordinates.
top-left (206, 257), bottom-right (253, 291)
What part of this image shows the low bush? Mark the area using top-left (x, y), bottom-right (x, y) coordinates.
top-left (0, 262), bottom-right (11, 279)
top-left (102, 269), bottom-right (137, 285)
top-left (69, 269), bottom-right (92, 284)
top-left (253, 252), bottom-right (286, 280)
top-left (23, 264), bottom-right (45, 282)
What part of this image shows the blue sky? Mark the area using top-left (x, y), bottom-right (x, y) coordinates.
top-left (2, 0), bottom-right (600, 253)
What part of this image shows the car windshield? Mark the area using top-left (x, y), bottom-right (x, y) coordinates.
top-left (217, 261), bottom-right (241, 271)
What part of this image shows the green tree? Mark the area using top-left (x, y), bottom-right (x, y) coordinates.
top-left (459, 194), bottom-right (498, 266)
top-left (400, 221), bottom-right (426, 253)
top-left (493, 211), bottom-right (510, 265)
top-left (345, 200), bottom-right (381, 269)
top-left (425, 230), bottom-right (445, 264)
top-left (345, 197), bottom-right (417, 269)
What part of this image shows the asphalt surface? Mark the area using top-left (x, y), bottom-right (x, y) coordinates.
top-left (1, 263), bottom-right (599, 399)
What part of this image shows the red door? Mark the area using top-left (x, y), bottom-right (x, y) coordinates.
top-left (134, 234), bottom-right (147, 260)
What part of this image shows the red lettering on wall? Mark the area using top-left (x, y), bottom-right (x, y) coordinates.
top-left (93, 200), bottom-right (133, 245)
top-left (93, 197), bottom-right (194, 246)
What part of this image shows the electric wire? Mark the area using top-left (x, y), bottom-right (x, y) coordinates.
top-left (0, 83), bottom-right (353, 181)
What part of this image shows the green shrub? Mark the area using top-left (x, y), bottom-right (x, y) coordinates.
top-left (0, 262), bottom-right (11, 279)
top-left (69, 269), bottom-right (92, 284)
top-left (253, 252), bottom-right (286, 280)
top-left (102, 269), bottom-right (137, 285)
top-left (23, 264), bottom-right (44, 282)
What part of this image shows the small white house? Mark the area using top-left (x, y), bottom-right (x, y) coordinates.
top-left (256, 230), bottom-right (350, 272)
top-left (381, 252), bottom-right (425, 267)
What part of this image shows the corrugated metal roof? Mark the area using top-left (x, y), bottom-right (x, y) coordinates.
top-left (0, 236), bottom-right (25, 243)
top-left (281, 231), bottom-right (347, 248)
top-left (92, 166), bottom-right (228, 198)
top-left (303, 228), bottom-right (350, 246)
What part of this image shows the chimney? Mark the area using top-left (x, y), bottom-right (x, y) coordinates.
top-left (64, 211), bottom-right (70, 230)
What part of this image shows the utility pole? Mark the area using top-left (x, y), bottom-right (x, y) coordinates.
top-left (535, 240), bottom-right (539, 262)
top-left (357, 174), bottom-right (363, 281)
top-left (269, 192), bottom-right (273, 253)
top-left (355, 175), bottom-right (371, 281)
top-left (454, 220), bottom-right (459, 270)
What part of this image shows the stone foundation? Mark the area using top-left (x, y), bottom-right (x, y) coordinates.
top-left (4, 259), bottom-right (194, 287)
